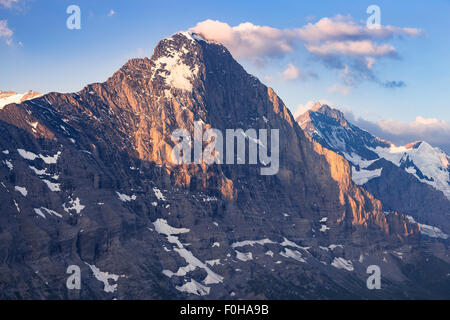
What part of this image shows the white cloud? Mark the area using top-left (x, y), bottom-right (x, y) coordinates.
top-left (0, 20), bottom-right (13, 37)
top-left (278, 63), bottom-right (318, 82)
top-left (365, 57), bottom-right (376, 70)
top-left (294, 101), bottom-right (316, 118)
top-left (107, 9), bottom-right (115, 17)
top-left (305, 40), bottom-right (396, 57)
top-left (328, 83), bottom-right (351, 96)
top-left (346, 112), bottom-right (450, 153)
top-left (296, 15), bottom-right (419, 87)
top-left (297, 15), bottom-right (421, 43)
top-left (281, 63), bottom-right (301, 81)
top-left (377, 116), bottom-right (450, 138)
top-left (189, 19), bottom-right (296, 60)
top-left (297, 15), bottom-right (363, 43)
top-left (190, 16), bottom-right (420, 60)
top-left (0, 0), bottom-right (19, 8)
top-left (293, 100), bottom-right (335, 119)
top-left (189, 16), bottom-right (421, 87)
top-left (0, 20), bottom-right (13, 45)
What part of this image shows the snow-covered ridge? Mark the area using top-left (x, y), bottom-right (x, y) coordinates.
top-left (406, 215), bottom-right (448, 239)
top-left (352, 167), bottom-right (383, 186)
top-left (0, 90), bottom-right (42, 110)
top-left (331, 257), bottom-right (354, 271)
top-left (369, 142), bottom-right (450, 200)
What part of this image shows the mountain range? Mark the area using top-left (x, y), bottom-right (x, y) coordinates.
top-left (0, 32), bottom-right (448, 299)
top-left (297, 103), bottom-right (450, 238)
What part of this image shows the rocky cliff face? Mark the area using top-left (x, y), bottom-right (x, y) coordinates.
top-left (0, 33), bottom-right (448, 299)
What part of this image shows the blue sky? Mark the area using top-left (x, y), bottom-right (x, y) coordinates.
top-left (1, 0), bottom-right (449, 150)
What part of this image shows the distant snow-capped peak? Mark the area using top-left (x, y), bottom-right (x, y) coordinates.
top-left (297, 104), bottom-right (450, 200)
top-left (0, 90), bottom-right (42, 110)
top-left (369, 140), bottom-right (450, 199)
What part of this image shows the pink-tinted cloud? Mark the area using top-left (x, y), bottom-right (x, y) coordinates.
top-left (297, 15), bottom-right (361, 43)
top-left (306, 40), bottom-right (397, 57)
top-left (293, 101), bottom-right (316, 119)
top-left (0, 0), bottom-right (19, 8)
top-left (273, 63), bottom-right (318, 82)
top-left (0, 20), bottom-right (12, 37)
top-left (328, 83), bottom-right (351, 96)
top-left (297, 15), bottom-right (421, 43)
top-left (346, 112), bottom-right (450, 153)
top-left (280, 64), bottom-right (301, 81)
top-left (378, 116), bottom-right (450, 138)
top-left (297, 16), bottom-right (419, 87)
top-left (189, 16), bottom-right (422, 88)
top-left (0, 20), bottom-right (13, 45)
top-left (293, 100), bottom-right (335, 119)
top-left (189, 19), bottom-right (296, 60)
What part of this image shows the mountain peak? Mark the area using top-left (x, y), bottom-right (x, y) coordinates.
top-left (297, 104), bottom-right (450, 201)
top-left (404, 141), bottom-right (423, 149)
top-left (150, 33), bottom-right (205, 92)
top-left (297, 103), bottom-right (349, 131)
top-left (310, 101), bottom-right (328, 112)
top-left (112, 31), bottom-right (235, 97)
top-left (153, 31), bottom-right (229, 59)
top-left (311, 103), bottom-right (345, 120)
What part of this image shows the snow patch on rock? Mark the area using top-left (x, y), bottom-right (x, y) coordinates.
top-left (116, 192), bottom-right (136, 202)
top-left (331, 257), bottom-right (354, 271)
top-left (14, 186), bottom-right (27, 197)
top-left (85, 263), bottom-right (122, 293)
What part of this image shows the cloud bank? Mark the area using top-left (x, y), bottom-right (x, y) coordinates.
top-left (190, 20), bottom-right (296, 60)
top-left (189, 16), bottom-right (421, 87)
top-left (345, 112), bottom-right (450, 153)
top-left (279, 63), bottom-right (317, 82)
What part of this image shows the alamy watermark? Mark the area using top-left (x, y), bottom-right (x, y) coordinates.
top-left (66, 265), bottom-right (81, 290)
top-left (367, 5), bottom-right (381, 30)
top-left (366, 265), bottom-right (381, 290)
top-left (170, 121), bottom-right (280, 176)
top-left (66, 5), bottom-right (81, 30)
